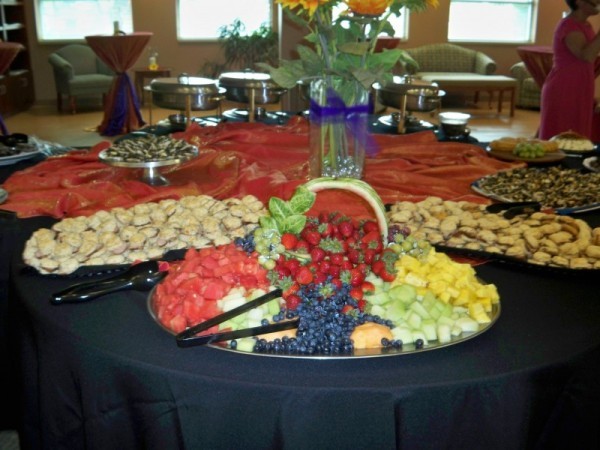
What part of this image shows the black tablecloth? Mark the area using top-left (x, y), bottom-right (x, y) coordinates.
top-left (2, 134), bottom-right (600, 448)
top-left (7, 214), bottom-right (600, 450)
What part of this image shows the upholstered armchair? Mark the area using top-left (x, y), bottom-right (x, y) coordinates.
top-left (48, 44), bottom-right (114, 113)
top-left (510, 62), bottom-right (541, 109)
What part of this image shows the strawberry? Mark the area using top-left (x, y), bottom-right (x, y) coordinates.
top-left (318, 259), bottom-right (332, 275)
top-left (295, 240), bottom-right (311, 253)
top-left (338, 220), bottom-right (355, 238)
top-left (285, 294), bottom-right (302, 311)
top-left (330, 278), bottom-right (343, 290)
top-left (329, 253), bottom-right (345, 266)
top-left (328, 264), bottom-right (341, 278)
top-left (350, 287), bottom-right (364, 301)
top-left (310, 247), bottom-right (326, 263)
top-left (281, 232), bottom-right (299, 250)
top-left (301, 229), bottom-right (321, 247)
top-left (349, 267), bottom-right (365, 287)
top-left (371, 259), bottom-right (396, 282)
top-left (361, 280), bottom-right (376, 294)
top-left (363, 248), bottom-right (376, 265)
top-left (295, 266), bottom-right (314, 285)
top-left (340, 260), bottom-right (353, 271)
top-left (362, 220), bottom-right (380, 234)
top-left (361, 230), bottom-right (383, 253)
top-left (282, 279), bottom-right (300, 298)
top-left (341, 305), bottom-right (355, 314)
top-left (347, 248), bottom-right (361, 265)
top-left (357, 299), bottom-right (367, 312)
top-left (318, 221), bottom-right (334, 238)
top-left (284, 258), bottom-right (302, 276)
top-left (314, 270), bottom-right (328, 285)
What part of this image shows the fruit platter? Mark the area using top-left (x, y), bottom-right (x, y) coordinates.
top-left (143, 178), bottom-right (501, 357)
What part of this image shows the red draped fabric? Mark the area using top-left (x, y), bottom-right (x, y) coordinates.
top-left (0, 118), bottom-right (524, 219)
top-left (0, 42), bottom-right (24, 135)
top-left (85, 33), bottom-right (152, 136)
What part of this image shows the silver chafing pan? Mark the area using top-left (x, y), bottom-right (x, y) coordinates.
top-left (218, 71), bottom-right (286, 105)
top-left (374, 76), bottom-right (445, 112)
top-left (149, 75), bottom-right (225, 111)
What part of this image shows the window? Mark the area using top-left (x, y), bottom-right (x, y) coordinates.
top-left (177, 0), bottom-right (273, 41)
top-left (448, 0), bottom-right (537, 43)
top-left (333, 5), bottom-right (409, 40)
top-left (35, 0), bottom-right (133, 42)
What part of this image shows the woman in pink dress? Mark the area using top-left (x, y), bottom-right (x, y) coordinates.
top-left (539, 0), bottom-right (600, 140)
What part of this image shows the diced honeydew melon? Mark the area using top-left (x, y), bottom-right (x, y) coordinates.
top-left (451, 325), bottom-right (463, 336)
top-left (407, 311), bottom-right (422, 329)
top-left (247, 319), bottom-right (263, 329)
top-left (437, 316), bottom-right (456, 328)
top-left (421, 319), bottom-right (438, 341)
top-left (437, 324), bottom-right (452, 344)
top-left (370, 304), bottom-right (387, 317)
top-left (221, 296), bottom-right (247, 312)
top-left (247, 288), bottom-right (268, 300)
top-left (428, 306), bottom-right (442, 320)
top-left (388, 284), bottom-right (417, 305)
top-left (410, 301), bottom-right (432, 320)
top-left (267, 299), bottom-right (281, 316)
top-left (235, 337), bottom-right (256, 352)
top-left (247, 308), bottom-right (266, 321)
top-left (455, 317), bottom-right (480, 333)
top-left (367, 292), bottom-right (390, 305)
top-left (391, 326), bottom-right (414, 344)
top-left (385, 302), bottom-right (406, 323)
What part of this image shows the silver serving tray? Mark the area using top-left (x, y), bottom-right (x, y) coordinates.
top-left (99, 146), bottom-right (198, 186)
top-left (147, 286), bottom-right (501, 359)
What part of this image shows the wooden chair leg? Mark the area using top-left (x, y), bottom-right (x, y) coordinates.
top-left (69, 96), bottom-right (76, 114)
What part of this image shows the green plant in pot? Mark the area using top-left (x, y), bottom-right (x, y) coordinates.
top-left (200, 19), bottom-right (279, 78)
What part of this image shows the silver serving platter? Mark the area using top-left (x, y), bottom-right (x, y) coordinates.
top-left (99, 145), bottom-right (198, 186)
top-left (147, 285), bottom-right (501, 359)
top-left (471, 177), bottom-right (600, 215)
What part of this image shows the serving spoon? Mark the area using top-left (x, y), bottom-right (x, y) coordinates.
top-left (51, 260), bottom-right (167, 305)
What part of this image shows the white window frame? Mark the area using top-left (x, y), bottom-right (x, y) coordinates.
top-left (177, 0), bottom-right (274, 41)
top-left (448, 0), bottom-right (538, 44)
top-left (34, 0), bottom-right (133, 43)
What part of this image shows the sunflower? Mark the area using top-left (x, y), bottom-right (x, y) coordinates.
top-left (344, 0), bottom-right (394, 16)
top-left (276, 0), bottom-right (336, 17)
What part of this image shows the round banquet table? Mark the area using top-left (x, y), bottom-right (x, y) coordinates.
top-left (517, 45), bottom-right (600, 88)
top-left (8, 213), bottom-right (600, 450)
top-left (85, 33), bottom-right (152, 136)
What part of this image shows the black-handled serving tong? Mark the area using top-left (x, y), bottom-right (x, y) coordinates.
top-left (176, 288), bottom-right (299, 348)
top-left (51, 260), bottom-right (167, 304)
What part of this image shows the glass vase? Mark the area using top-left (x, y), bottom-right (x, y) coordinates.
top-left (308, 76), bottom-right (371, 179)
